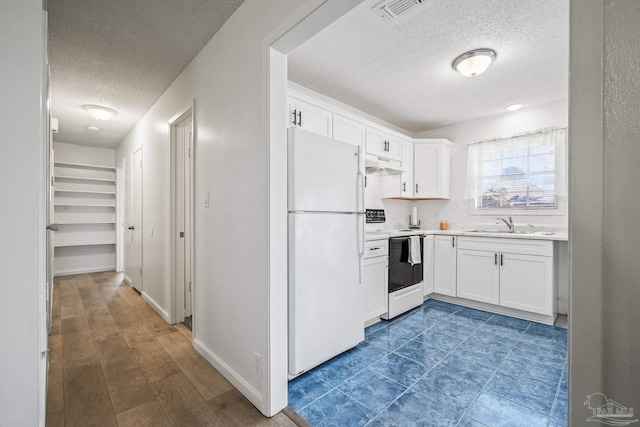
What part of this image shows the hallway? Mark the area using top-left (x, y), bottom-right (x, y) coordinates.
top-left (46, 271), bottom-right (304, 426)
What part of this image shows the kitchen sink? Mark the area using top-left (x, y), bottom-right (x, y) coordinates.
top-left (464, 229), bottom-right (555, 236)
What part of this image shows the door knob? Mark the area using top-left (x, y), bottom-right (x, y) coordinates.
top-left (46, 223), bottom-right (58, 232)
top-left (128, 226), bottom-right (135, 230)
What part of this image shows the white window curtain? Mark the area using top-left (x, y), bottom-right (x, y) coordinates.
top-left (464, 128), bottom-right (567, 207)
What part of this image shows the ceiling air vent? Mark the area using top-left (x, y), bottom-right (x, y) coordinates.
top-left (374, 0), bottom-right (424, 22)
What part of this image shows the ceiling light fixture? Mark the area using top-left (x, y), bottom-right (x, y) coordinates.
top-left (83, 105), bottom-right (117, 121)
top-left (87, 126), bottom-right (101, 131)
top-left (452, 49), bottom-right (497, 77)
top-left (506, 104), bottom-right (523, 111)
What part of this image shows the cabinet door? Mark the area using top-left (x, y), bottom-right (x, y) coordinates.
top-left (291, 99), bottom-right (332, 137)
top-left (333, 114), bottom-right (366, 175)
top-left (433, 235), bottom-right (457, 296)
top-left (385, 134), bottom-right (402, 162)
top-left (414, 143), bottom-right (451, 199)
top-left (423, 236), bottom-right (434, 296)
top-left (400, 140), bottom-right (414, 197)
top-left (365, 127), bottom-right (386, 157)
top-left (499, 253), bottom-right (553, 315)
top-left (363, 256), bottom-right (388, 323)
top-left (457, 249), bottom-right (500, 304)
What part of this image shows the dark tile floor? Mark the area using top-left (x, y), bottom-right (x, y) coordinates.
top-left (288, 300), bottom-right (568, 427)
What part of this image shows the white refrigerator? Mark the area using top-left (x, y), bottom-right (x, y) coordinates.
top-left (288, 127), bottom-right (365, 377)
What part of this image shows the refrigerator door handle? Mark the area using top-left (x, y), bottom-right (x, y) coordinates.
top-left (357, 145), bottom-right (365, 213)
top-left (358, 213), bottom-right (364, 284)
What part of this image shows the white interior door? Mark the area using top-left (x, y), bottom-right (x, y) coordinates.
top-left (131, 148), bottom-right (143, 292)
top-left (46, 100), bottom-right (54, 334)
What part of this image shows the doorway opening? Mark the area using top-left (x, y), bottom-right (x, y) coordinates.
top-left (170, 106), bottom-right (195, 328)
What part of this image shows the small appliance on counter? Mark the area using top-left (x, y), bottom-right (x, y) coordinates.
top-left (366, 208), bottom-right (385, 224)
top-left (409, 206), bottom-right (420, 229)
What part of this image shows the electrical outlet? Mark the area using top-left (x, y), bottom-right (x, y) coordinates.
top-left (253, 352), bottom-right (262, 377)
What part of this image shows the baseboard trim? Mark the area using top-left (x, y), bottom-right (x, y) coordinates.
top-left (53, 266), bottom-right (115, 277)
top-left (123, 275), bottom-right (131, 285)
top-left (141, 291), bottom-right (170, 323)
top-left (192, 337), bottom-right (264, 413)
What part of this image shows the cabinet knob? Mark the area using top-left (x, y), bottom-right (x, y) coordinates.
top-left (297, 111), bottom-right (302, 126)
top-left (402, 182), bottom-right (406, 192)
top-left (128, 226), bottom-right (135, 230)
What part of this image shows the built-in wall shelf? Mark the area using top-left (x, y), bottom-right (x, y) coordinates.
top-left (55, 241), bottom-right (116, 248)
top-left (55, 203), bottom-right (115, 208)
top-left (54, 189), bottom-right (116, 195)
top-left (54, 175), bottom-right (116, 183)
top-left (53, 148), bottom-right (117, 276)
top-left (54, 161), bottom-right (116, 171)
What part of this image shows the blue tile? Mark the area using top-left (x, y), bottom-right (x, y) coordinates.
top-left (312, 349), bottom-right (376, 387)
top-left (417, 329), bottom-right (464, 352)
top-left (365, 321), bottom-right (388, 336)
top-left (510, 342), bottom-right (567, 368)
top-left (420, 306), bottom-right (454, 322)
top-left (499, 355), bottom-right (563, 387)
top-left (464, 333), bottom-right (519, 353)
top-left (476, 321), bottom-right (526, 340)
top-left (393, 339), bottom-right (447, 368)
top-left (438, 353), bottom-right (495, 388)
top-left (387, 318), bottom-right (428, 340)
top-left (485, 372), bottom-right (557, 415)
top-left (382, 390), bottom-right (465, 427)
top-left (519, 331), bottom-right (568, 352)
top-left (526, 322), bottom-right (568, 340)
top-left (559, 367), bottom-right (567, 393)
top-left (337, 368), bottom-right (407, 412)
top-left (457, 416), bottom-right (489, 427)
top-left (367, 327), bottom-right (412, 352)
top-left (551, 393), bottom-right (567, 422)
top-left (348, 341), bottom-right (388, 365)
top-left (370, 353), bottom-right (427, 387)
top-left (548, 415), bottom-right (567, 427)
top-left (299, 389), bottom-right (376, 427)
top-left (365, 415), bottom-right (400, 427)
top-left (429, 322), bottom-right (476, 340)
top-left (455, 306), bottom-right (494, 320)
top-left (487, 313), bottom-right (532, 330)
top-left (412, 368), bottom-right (481, 409)
top-left (447, 312), bottom-right (486, 330)
top-left (288, 374), bottom-right (334, 411)
top-left (466, 392), bottom-right (549, 427)
top-left (448, 341), bottom-right (508, 369)
top-left (423, 299), bottom-right (460, 313)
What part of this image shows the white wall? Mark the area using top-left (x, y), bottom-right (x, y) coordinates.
top-left (414, 101), bottom-right (569, 230)
top-left (53, 141), bottom-right (115, 166)
top-left (0, 1), bottom-right (46, 425)
top-left (115, 0), bottom-right (328, 415)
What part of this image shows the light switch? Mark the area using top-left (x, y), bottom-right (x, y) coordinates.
top-left (204, 190), bottom-right (209, 207)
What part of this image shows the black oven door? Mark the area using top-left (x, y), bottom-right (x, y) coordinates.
top-left (388, 236), bottom-right (424, 293)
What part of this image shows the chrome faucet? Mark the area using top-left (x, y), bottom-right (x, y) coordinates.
top-left (496, 216), bottom-right (515, 233)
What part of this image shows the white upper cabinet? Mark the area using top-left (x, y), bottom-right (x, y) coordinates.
top-left (400, 140), bottom-right (414, 198)
top-left (288, 96), bottom-right (333, 137)
top-left (333, 114), bottom-right (366, 175)
top-left (413, 139), bottom-right (452, 199)
top-left (365, 127), bottom-right (401, 161)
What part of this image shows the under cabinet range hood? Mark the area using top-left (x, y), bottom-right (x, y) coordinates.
top-left (365, 154), bottom-right (404, 175)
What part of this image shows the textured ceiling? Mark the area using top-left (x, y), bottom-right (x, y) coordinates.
top-left (48, 0), bottom-right (244, 148)
top-left (288, 0), bottom-right (569, 133)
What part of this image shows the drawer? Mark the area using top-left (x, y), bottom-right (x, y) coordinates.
top-left (457, 236), bottom-right (553, 257)
top-left (364, 239), bottom-right (388, 259)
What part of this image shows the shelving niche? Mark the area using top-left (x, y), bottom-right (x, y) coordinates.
top-left (53, 160), bottom-right (116, 276)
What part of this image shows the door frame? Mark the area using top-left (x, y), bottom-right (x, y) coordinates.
top-left (116, 160), bottom-right (125, 272)
top-left (169, 103), bottom-right (195, 325)
top-left (130, 147), bottom-right (143, 292)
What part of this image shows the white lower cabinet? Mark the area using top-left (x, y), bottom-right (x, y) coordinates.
top-left (499, 252), bottom-right (553, 315)
top-left (456, 237), bottom-right (554, 316)
top-left (423, 235), bottom-right (434, 296)
top-left (433, 235), bottom-right (457, 296)
top-left (363, 239), bottom-right (389, 324)
top-left (456, 249), bottom-right (500, 305)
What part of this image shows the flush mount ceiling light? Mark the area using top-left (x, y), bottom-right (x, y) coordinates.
top-left (506, 103), bottom-right (523, 111)
top-left (83, 105), bottom-right (117, 121)
top-left (87, 126), bottom-right (101, 131)
top-left (452, 49), bottom-right (497, 77)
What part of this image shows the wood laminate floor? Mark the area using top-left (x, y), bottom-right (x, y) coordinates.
top-left (47, 271), bottom-right (306, 427)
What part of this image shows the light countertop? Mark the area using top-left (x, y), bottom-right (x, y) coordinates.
top-left (366, 229), bottom-right (568, 242)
